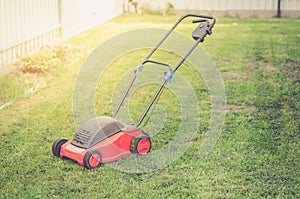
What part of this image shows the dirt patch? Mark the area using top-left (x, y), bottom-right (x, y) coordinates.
top-left (21, 67), bottom-right (47, 74)
top-left (260, 64), bottom-right (279, 73)
top-left (221, 71), bottom-right (248, 80)
top-left (285, 65), bottom-right (299, 79)
top-left (15, 44), bottom-right (83, 74)
top-left (226, 104), bottom-right (256, 113)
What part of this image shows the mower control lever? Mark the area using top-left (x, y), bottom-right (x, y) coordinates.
top-left (192, 21), bottom-right (212, 42)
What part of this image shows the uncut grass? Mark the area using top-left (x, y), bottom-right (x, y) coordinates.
top-left (0, 13), bottom-right (299, 198)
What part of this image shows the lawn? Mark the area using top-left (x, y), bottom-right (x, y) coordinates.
top-left (0, 13), bottom-right (299, 198)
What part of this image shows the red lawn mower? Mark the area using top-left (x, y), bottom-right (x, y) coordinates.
top-left (52, 14), bottom-right (216, 169)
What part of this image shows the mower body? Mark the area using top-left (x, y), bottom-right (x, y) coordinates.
top-left (52, 117), bottom-right (151, 169)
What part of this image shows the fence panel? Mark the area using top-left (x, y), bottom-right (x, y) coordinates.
top-left (282, 0), bottom-right (300, 10)
top-left (0, 0), bottom-right (60, 72)
top-left (168, 0), bottom-right (300, 12)
top-left (0, 0), bottom-right (124, 73)
top-left (60, 0), bottom-right (124, 39)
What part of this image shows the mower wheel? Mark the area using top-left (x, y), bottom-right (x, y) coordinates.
top-left (83, 150), bottom-right (102, 169)
top-left (52, 138), bottom-right (68, 157)
top-left (130, 134), bottom-right (151, 155)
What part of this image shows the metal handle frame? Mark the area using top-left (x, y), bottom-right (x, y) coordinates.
top-left (112, 14), bottom-right (216, 127)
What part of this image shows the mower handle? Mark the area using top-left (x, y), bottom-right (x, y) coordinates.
top-left (113, 14), bottom-right (216, 126)
top-left (135, 14), bottom-right (216, 126)
top-left (144, 14), bottom-right (216, 60)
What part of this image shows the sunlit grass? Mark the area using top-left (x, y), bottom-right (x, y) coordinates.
top-left (0, 13), bottom-right (299, 198)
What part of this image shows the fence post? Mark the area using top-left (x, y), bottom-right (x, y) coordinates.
top-left (277, 0), bottom-right (281, 18)
top-left (124, 0), bottom-right (129, 12)
top-left (57, 0), bottom-right (63, 40)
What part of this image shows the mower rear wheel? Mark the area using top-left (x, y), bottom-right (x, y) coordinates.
top-left (83, 150), bottom-right (102, 169)
top-left (130, 134), bottom-right (151, 155)
top-left (52, 138), bottom-right (68, 157)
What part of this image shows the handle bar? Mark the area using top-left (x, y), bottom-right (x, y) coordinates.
top-left (144, 14), bottom-right (216, 60)
top-left (113, 14), bottom-right (216, 124)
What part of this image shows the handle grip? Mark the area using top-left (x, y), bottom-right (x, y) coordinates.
top-left (182, 14), bottom-right (216, 28)
top-left (192, 19), bottom-right (208, 23)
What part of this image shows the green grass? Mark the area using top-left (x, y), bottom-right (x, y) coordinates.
top-left (0, 13), bottom-right (299, 198)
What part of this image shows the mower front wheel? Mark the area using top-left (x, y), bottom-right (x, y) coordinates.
top-left (131, 134), bottom-right (151, 155)
top-left (52, 138), bottom-right (68, 157)
top-left (83, 150), bottom-right (102, 169)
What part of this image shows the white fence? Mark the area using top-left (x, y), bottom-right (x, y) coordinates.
top-left (168, 0), bottom-right (300, 11)
top-left (174, 0), bottom-right (300, 18)
top-left (143, 0), bottom-right (300, 17)
top-left (0, 0), bottom-right (124, 73)
top-left (60, 0), bottom-right (123, 39)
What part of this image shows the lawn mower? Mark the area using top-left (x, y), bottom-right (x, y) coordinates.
top-left (52, 14), bottom-right (216, 169)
